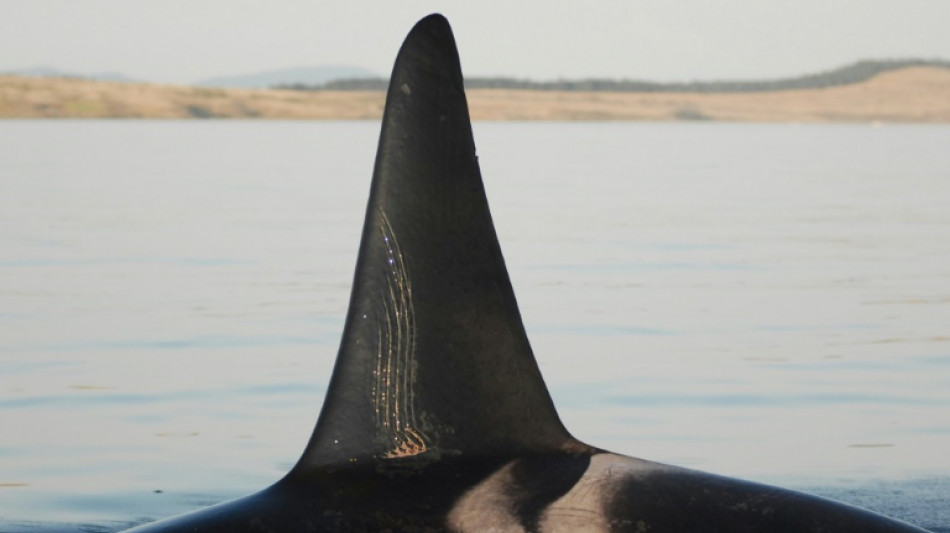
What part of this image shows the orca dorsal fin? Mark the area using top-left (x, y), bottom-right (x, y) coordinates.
top-left (292, 14), bottom-right (573, 470)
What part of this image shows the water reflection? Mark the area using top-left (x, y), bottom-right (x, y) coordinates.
top-left (1, 121), bottom-right (948, 529)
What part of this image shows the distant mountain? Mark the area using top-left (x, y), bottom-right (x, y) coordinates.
top-left (195, 65), bottom-right (378, 89)
top-left (298, 58), bottom-right (950, 93)
top-left (3, 66), bottom-right (136, 83)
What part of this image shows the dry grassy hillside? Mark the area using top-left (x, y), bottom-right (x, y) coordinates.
top-left (2, 67), bottom-right (949, 122)
top-left (0, 77), bottom-right (384, 119)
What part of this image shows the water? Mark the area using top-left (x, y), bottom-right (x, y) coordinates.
top-left (1, 121), bottom-right (948, 531)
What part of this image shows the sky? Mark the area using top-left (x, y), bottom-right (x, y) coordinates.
top-left (3, 0), bottom-right (949, 85)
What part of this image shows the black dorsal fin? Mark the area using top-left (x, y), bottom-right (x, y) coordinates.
top-left (292, 14), bottom-right (572, 470)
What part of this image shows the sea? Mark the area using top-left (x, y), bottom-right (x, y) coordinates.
top-left (1, 120), bottom-right (948, 531)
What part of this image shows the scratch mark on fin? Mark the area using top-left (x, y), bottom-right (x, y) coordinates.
top-left (373, 208), bottom-right (429, 458)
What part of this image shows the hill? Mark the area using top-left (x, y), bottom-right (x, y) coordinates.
top-left (296, 59), bottom-right (950, 93)
top-left (2, 64), bottom-right (949, 122)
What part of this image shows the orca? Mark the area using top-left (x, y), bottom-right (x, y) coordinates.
top-left (115, 13), bottom-right (930, 533)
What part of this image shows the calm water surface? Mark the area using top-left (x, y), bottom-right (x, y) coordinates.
top-left (1, 121), bottom-right (948, 530)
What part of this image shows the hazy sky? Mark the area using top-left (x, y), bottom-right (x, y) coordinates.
top-left (4, 0), bottom-right (949, 84)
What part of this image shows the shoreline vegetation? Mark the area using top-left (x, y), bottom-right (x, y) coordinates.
top-left (2, 60), bottom-right (950, 122)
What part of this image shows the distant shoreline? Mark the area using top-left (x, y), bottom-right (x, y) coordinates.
top-left (290, 59), bottom-right (950, 93)
top-left (2, 66), bottom-right (950, 122)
